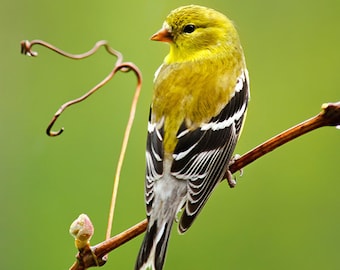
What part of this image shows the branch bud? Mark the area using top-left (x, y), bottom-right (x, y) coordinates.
top-left (69, 214), bottom-right (94, 249)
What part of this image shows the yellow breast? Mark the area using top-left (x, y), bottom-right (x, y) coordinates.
top-left (151, 52), bottom-right (244, 154)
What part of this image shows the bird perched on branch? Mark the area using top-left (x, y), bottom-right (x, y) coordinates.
top-left (136, 5), bottom-right (249, 270)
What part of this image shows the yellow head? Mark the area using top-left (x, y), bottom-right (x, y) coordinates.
top-left (151, 5), bottom-right (241, 63)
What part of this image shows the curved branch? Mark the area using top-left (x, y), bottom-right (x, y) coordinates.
top-left (21, 40), bottom-right (140, 136)
top-left (45, 62), bottom-right (141, 136)
top-left (70, 101), bottom-right (340, 270)
top-left (21, 39), bottom-right (124, 62)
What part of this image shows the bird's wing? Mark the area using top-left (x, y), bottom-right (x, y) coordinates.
top-left (145, 110), bottom-right (164, 217)
top-left (171, 70), bottom-right (250, 233)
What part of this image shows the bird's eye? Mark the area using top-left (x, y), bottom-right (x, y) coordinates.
top-left (183, 24), bottom-right (196, 33)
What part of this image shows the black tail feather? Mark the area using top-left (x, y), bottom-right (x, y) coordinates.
top-left (135, 220), bottom-right (173, 270)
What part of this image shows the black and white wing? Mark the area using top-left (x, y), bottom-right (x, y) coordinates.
top-left (145, 110), bottom-right (164, 217)
top-left (172, 70), bottom-right (250, 233)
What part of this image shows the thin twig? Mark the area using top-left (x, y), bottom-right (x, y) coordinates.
top-left (20, 40), bottom-right (131, 136)
top-left (21, 39), bottom-right (124, 61)
top-left (105, 67), bottom-right (142, 241)
top-left (69, 101), bottom-right (340, 270)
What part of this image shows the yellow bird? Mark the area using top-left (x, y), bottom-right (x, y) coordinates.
top-left (136, 5), bottom-right (249, 270)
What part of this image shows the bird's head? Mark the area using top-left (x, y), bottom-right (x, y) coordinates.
top-left (151, 5), bottom-right (241, 63)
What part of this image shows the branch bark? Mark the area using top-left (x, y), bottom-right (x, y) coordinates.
top-left (69, 101), bottom-right (340, 270)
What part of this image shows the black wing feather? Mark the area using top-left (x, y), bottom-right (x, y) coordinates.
top-left (145, 110), bottom-right (164, 216)
top-left (171, 70), bottom-right (250, 233)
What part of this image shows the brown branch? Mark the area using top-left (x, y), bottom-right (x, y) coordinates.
top-left (69, 102), bottom-right (340, 269)
top-left (228, 101), bottom-right (340, 173)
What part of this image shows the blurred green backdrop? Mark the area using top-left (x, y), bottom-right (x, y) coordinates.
top-left (1, 0), bottom-right (339, 269)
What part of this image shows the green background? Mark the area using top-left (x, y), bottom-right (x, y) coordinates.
top-left (1, 0), bottom-right (339, 269)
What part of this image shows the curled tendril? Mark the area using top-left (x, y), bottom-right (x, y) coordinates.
top-left (21, 39), bottom-right (142, 136)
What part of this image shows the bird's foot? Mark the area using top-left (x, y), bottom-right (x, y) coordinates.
top-left (226, 154), bottom-right (243, 188)
top-left (226, 169), bottom-right (237, 188)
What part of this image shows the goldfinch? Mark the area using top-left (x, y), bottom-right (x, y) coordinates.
top-left (136, 5), bottom-right (249, 270)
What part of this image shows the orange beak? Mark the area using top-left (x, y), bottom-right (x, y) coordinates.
top-left (150, 28), bottom-right (173, 42)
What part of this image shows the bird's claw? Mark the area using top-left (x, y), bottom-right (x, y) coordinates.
top-left (226, 154), bottom-right (244, 188)
top-left (226, 169), bottom-right (237, 188)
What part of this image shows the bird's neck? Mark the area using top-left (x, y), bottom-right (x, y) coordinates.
top-left (164, 43), bottom-right (224, 64)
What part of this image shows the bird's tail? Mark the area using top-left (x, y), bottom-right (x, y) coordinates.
top-left (135, 217), bottom-right (174, 270)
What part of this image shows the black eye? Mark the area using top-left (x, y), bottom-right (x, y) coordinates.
top-left (183, 24), bottom-right (196, 33)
